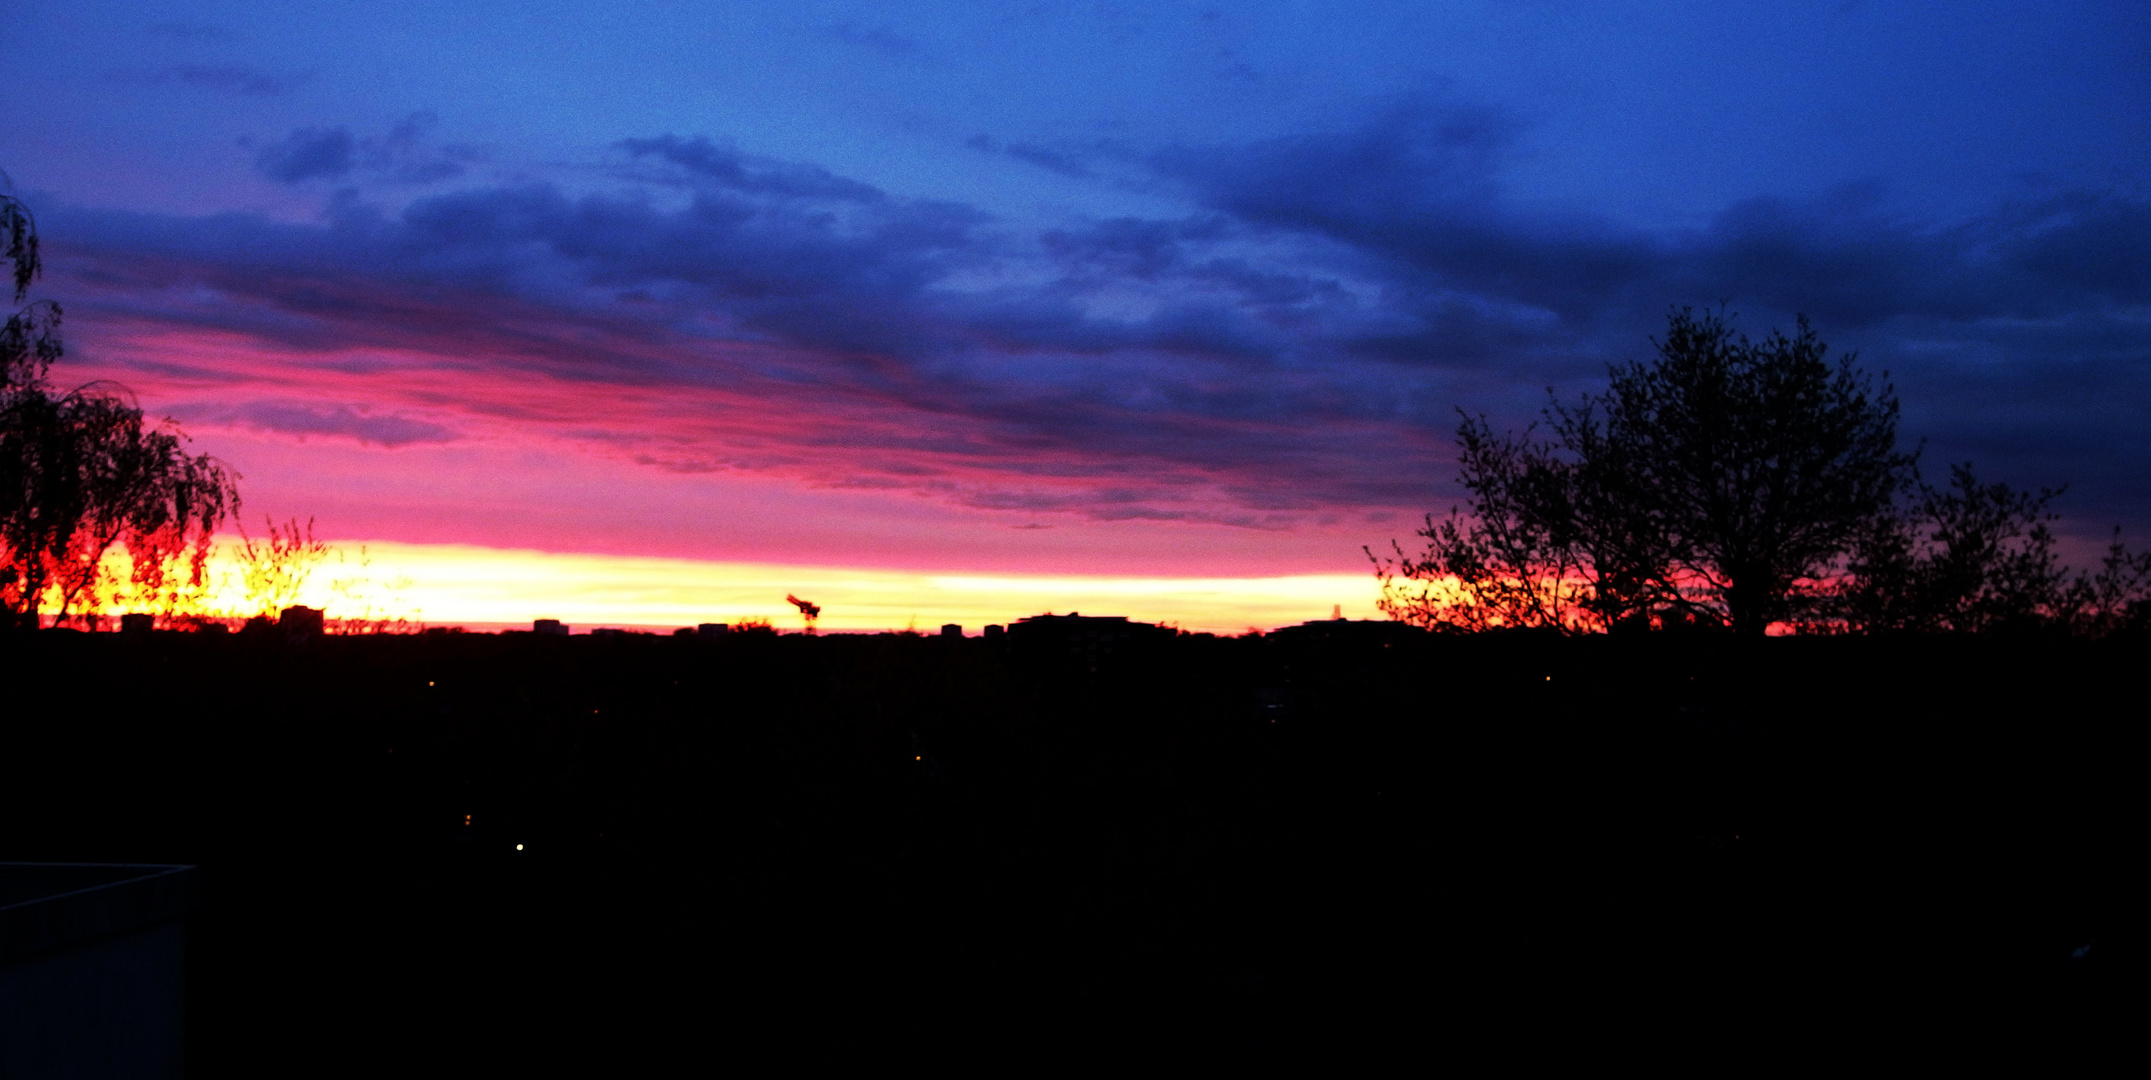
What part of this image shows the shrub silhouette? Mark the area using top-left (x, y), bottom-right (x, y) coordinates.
top-left (235, 516), bottom-right (329, 620)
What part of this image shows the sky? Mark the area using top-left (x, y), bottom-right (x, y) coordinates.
top-left (4, 1), bottom-right (2147, 630)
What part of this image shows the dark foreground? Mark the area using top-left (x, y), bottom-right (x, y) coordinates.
top-left (1, 626), bottom-right (2133, 1066)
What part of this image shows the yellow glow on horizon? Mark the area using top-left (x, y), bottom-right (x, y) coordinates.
top-left (168, 539), bottom-right (1384, 634)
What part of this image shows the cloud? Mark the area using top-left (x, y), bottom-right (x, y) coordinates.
top-left (616, 135), bottom-right (884, 202)
top-left (967, 135), bottom-right (1095, 179)
top-left (42, 105), bottom-right (2151, 539)
top-left (1039, 216), bottom-right (1226, 280)
top-left (1154, 100), bottom-right (1664, 326)
top-left (223, 401), bottom-right (459, 447)
top-left (1154, 98), bottom-right (2151, 336)
top-left (1147, 97), bottom-right (2151, 527)
top-left (251, 114), bottom-right (469, 185)
top-left (254, 127), bottom-right (355, 182)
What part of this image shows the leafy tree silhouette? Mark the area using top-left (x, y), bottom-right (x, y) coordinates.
top-left (1374, 307), bottom-right (1912, 635)
top-left (1368, 413), bottom-right (1599, 633)
top-left (0, 184), bottom-right (239, 628)
top-left (1377, 307), bottom-right (2151, 637)
top-left (1823, 463), bottom-right (2151, 635)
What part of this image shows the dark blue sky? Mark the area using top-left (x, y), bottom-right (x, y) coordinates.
top-left (4, 0), bottom-right (2146, 578)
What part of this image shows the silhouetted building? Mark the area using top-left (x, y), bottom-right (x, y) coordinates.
top-left (696, 623), bottom-right (729, 640)
top-left (1006, 613), bottom-right (1175, 676)
top-left (1266, 617), bottom-right (1429, 650)
top-left (1, 863), bottom-right (195, 1079)
top-left (983, 624), bottom-right (1004, 640)
top-left (941, 624), bottom-right (963, 639)
top-left (534, 619), bottom-right (569, 636)
top-left (278, 605), bottom-right (324, 639)
top-left (119, 613), bottom-right (154, 634)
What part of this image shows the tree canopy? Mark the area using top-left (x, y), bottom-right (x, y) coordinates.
top-left (1374, 307), bottom-right (2150, 636)
top-left (1825, 463), bottom-right (2151, 636)
top-left (1, 188), bottom-right (239, 627)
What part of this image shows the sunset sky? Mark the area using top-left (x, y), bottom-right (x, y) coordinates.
top-left (5, 1), bottom-right (2146, 631)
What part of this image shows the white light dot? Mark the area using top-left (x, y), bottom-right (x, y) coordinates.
top-left (515, 844), bottom-right (524, 851)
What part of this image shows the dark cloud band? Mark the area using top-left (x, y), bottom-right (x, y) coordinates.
top-left (36, 99), bottom-right (2151, 539)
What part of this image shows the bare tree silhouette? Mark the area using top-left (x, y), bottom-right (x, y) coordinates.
top-left (235, 516), bottom-right (330, 620)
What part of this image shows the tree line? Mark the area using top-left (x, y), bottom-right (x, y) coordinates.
top-left (1371, 307), bottom-right (2151, 636)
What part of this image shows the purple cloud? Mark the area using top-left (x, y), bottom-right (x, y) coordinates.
top-left (224, 401), bottom-right (459, 448)
top-left (35, 100), bottom-right (2151, 540)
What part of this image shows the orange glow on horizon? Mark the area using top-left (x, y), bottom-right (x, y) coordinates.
top-left (105, 538), bottom-right (1385, 635)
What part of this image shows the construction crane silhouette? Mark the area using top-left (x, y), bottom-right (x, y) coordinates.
top-left (786, 594), bottom-right (821, 633)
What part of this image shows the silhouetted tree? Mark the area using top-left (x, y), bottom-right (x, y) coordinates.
top-left (1368, 417), bottom-right (1597, 632)
top-left (1822, 463), bottom-right (2151, 635)
top-left (1375, 307), bottom-right (1912, 635)
top-left (2068, 530), bottom-right (2151, 636)
top-left (0, 187), bottom-right (238, 627)
top-left (236, 516), bottom-right (329, 619)
top-left (2, 190), bottom-right (62, 393)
